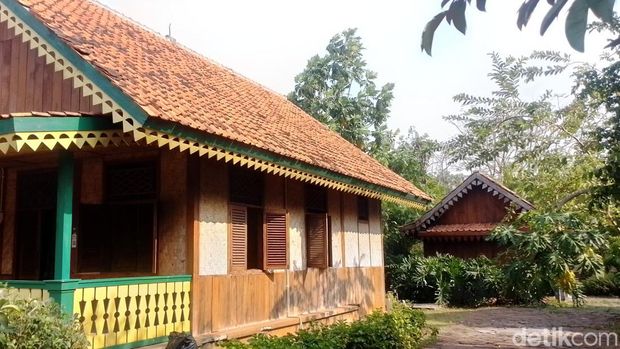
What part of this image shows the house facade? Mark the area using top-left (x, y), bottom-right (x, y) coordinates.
top-left (0, 0), bottom-right (430, 348)
top-left (401, 172), bottom-right (533, 259)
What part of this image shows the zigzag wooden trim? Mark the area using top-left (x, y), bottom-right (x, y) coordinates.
top-left (0, 130), bottom-right (131, 154)
top-left (0, 2), bottom-right (141, 133)
top-left (134, 127), bottom-right (424, 209)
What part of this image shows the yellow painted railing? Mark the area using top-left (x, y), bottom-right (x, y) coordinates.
top-left (73, 276), bottom-right (191, 349)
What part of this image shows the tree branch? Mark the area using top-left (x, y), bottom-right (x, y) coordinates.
top-left (555, 187), bottom-right (593, 209)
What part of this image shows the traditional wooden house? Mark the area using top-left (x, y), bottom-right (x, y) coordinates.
top-left (0, 0), bottom-right (431, 348)
top-left (401, 172), bottom-right (533, 259)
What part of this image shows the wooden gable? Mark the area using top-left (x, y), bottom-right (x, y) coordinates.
top-left (437, 186), bottom-right (509, 225)
top-left (402, 172), bottom-right (534, 235)
top-left (0, 20), bottom-right (101, 114)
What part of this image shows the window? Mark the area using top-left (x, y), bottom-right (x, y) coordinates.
top-left (264, 212), bottom-right (287, 269)
top-left (77, 161), bottom-right (157, 275)
top-left (230, 205), bottom-right (287, 271)
top-left (228, 166), bottom-right (287, 271)
top-left (358, 196), bottom-right (369, 221)
top-left (306, 213), bottom-right (328, 269)
top-left (305, 184), bottom-right (327, 213)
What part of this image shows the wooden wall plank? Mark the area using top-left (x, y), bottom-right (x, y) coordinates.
top-left (0, 20), bottom-right (97, 114)
top-left (192, 267), bottom-right (385, 336)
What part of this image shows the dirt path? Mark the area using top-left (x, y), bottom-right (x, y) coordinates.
top-left (423, 298), bottom-right (620, 348)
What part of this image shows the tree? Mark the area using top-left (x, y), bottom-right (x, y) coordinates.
top-left (422, 0), bottom-right (617, 56)
top-left (443, 51), bottom-right (609, 211)
top-left (288, 28), bottom-right (395, 154)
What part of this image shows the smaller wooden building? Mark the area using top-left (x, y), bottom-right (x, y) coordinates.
top-left (401, 172), bottom-right (533, 259)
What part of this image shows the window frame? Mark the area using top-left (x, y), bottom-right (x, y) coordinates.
top-left (72, 158), bottom-right (159, 279)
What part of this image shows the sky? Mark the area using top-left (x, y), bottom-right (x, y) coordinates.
top-left (97, 0), bottom-right (611, 141)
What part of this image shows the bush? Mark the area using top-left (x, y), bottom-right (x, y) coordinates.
top-left (389, 254), bottom-right (503, 307)
top-left (0, 287), bottom-right (88, 349)
top-left (221, 301), bottom-right (433, 349)
top-left (583, 273), bottom-right (620, 296)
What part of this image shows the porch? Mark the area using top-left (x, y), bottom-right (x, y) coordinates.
top-left (0, 145), bottom-right (194, 349)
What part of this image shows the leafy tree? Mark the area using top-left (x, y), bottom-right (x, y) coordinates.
top-left (444, 51), bottom-right (608, 212)
top-left (491, 211), bottom-right (607, 305)
top-left (288, 28), bottom-right (395, 154)
top-left (289, 29), bottom-right (451, 264)
top-left (422, 0), bottom-right (617, 56)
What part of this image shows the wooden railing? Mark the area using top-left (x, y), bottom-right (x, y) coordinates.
top-left (3, 280), bottom-right (51, 301)
top-left (6, 275), bottom-right (191, 349)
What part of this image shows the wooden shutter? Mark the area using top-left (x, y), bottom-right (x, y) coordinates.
top-left (306, 213), bottom-right (328, 269)
top-left (230, 205), bottom-right (247, 271)
top-left (264, 212), bottom-right (287, 269)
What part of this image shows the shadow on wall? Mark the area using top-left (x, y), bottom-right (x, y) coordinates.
top-left (269, 266), bottom-right (379, 320)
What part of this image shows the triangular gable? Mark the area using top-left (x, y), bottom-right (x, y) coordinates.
top-left (0, 0), bottom-right (149, 133)
top-left (0, 20), bottom-right (103, 114)
top-left (402, 172), bottom-right (534, 233)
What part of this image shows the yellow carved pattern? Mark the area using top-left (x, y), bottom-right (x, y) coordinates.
top-left (73, 281), bottom-right (191, 349)
top-left (0, 130), bottom-right (132, 154)
top-left (14, 287), bottom-right (50, 302)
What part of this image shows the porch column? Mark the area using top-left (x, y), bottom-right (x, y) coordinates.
top-left (47, 150), bottom-right (79, 312)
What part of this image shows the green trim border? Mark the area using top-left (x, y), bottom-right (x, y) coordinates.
top-left (1, 0), bottom-right (150, 125)
top-left (5, 275), bottom-right (191, 290)
top-left (0, 117), bottom-right (120, 134)
top-left (77, 275), bottom-right (192, 288)
top-left (144, 118), bottom-right (430, 205)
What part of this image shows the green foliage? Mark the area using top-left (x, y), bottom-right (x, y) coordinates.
top-left (582, 273), bottom-right (620, 296)
top-left (422, 0), bottom-right (617, 55)
top-left (0, 287), bottom-right (88, 349)
top-left (288, 28), bottom-right (394, 153)
top-left (220, 302), bottom-right (432, 349)
top-left (578, 60), bottom-right (620, 212)
top-left (388, 255), bottom-right (503, 307)
top-left (491, 211), bottom-right (608, 306)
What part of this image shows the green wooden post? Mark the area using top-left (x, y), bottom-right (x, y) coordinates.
top-left (47, 151), bottom-right (78, 312)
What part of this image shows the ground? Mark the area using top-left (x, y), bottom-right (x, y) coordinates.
top-left (423, 298), bottom-right (620, 348)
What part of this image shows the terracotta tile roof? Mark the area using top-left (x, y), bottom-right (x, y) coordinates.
top-left (18, 0), bottom-right (430, 202)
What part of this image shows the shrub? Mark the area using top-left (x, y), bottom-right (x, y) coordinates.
top-left (0, 287), bottom-right (88, 349)
top-left (491, 211), bottom-right (607, 306)
top-left (220, 301), bottom-right (432, 349)
top-left (389, 254), bottom-right (503, 307)
top-left (583, 273), bottom-right (620, 296)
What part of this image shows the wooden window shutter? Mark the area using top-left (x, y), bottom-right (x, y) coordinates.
top-left (264, 212), bottom-right (287, 269)
top-left (306, 213), bottom-right (328, 269)
top-left (230, 205), bottom-right (247, 271)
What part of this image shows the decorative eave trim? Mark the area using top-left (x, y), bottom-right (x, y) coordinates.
top-left (0, 0), bottom-right (429, 209)
top-left (401, 172), bottom-right (534, 233)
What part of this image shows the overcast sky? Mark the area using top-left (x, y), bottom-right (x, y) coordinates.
top-left (97, 0), bottom-right (610, 141)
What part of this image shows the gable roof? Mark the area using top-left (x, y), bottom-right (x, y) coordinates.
top-left (2, 0), bottom-right (430, 206)
top-left (401, 172), bottom-right (534, 234)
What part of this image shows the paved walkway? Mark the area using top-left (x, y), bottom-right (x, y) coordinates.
top-left (424, 298), bottom-right (620, 348)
